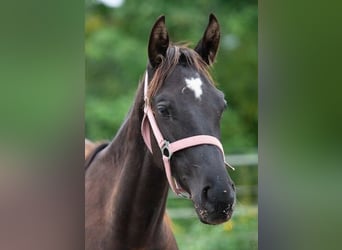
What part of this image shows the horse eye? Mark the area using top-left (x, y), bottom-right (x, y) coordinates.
top-left (157, 105), bottom-right (170, 117)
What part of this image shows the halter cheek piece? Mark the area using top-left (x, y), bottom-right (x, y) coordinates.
top-left (141, 72), bottom-right (234, 198)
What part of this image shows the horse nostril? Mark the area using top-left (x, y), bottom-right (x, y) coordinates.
top-left (201, 183), bottom-right (235, 206)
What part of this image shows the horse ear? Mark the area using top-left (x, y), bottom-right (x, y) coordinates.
top-left (195, 13), bottom-right (220, 65)
top-left (148, 15), bottom-right (169, 68)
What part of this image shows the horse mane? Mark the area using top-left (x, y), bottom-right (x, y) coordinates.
top-left (146, 44), bottom-right (215, 100)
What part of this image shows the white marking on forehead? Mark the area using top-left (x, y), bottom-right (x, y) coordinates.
top-left (184, 77), bottom-right (203, 100)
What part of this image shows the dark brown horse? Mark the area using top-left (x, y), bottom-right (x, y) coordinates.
top-left (85, 14), bottom-right (236, 250)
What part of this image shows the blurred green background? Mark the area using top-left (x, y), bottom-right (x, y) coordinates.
top-left (85, 0), bottom-right (257, 249)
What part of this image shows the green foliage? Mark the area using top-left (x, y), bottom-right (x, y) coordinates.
top-left (85, 92), bottom-right (134, 139)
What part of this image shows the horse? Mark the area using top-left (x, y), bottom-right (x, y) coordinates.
top-left (85, 14), bottom-right (236, 250)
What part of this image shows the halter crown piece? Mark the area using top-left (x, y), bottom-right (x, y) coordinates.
top-left (141, 71), bottom-right (234, 198)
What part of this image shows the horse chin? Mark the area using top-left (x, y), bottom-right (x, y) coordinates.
top-left (193, 202), bottom-right (234, 225)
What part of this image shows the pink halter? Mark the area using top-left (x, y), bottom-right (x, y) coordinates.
top-left (141, 72), bottom-right (234, 198)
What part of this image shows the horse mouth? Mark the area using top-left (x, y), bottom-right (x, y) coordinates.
top-left (194, 203), bottom-right (234, 225)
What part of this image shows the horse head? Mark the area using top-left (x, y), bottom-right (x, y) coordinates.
top-left (143, 14), bottom-right (236, 225)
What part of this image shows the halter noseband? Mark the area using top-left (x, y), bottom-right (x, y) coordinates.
top-left (141, 72), bottom-right (234, 198)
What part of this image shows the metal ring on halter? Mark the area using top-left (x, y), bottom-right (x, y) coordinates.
top-left (160, 140), bottom-right (172, 159)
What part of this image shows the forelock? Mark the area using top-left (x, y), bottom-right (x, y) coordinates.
top-left (147, 44), bottom-right (214, 99)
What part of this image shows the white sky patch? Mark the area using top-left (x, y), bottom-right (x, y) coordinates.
top-left (185, 77), bottom-right (203, 100)
top-left (97, 0), bottom-right (124, 8)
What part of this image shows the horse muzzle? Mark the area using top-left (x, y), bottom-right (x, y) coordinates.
top-left (192, 182), bottom-right (236, 225)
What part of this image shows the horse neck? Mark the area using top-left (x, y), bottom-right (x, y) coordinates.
top-left (103, 82), bottom-right (170, 247)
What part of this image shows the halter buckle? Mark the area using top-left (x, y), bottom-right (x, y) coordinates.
top-left (177, 191), bottom-right (191, 199)
top-left (160, 140), bottom-right (172, 159)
